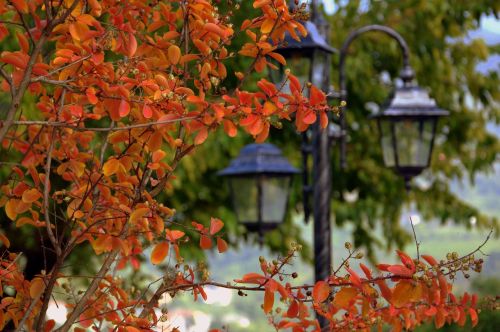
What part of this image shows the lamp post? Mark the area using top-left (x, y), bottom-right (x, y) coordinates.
top-left (219, 2), bottom-right (448, 329)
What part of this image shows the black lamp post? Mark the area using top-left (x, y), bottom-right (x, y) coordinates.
top-left (218, 3), bottom-right (448, 329)
top-left (218, 143), bottom-right (299, 241)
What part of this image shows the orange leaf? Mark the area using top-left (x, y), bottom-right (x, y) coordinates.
top-left (268, 52), bottom-right (286, 66)
top-left (216, 237), bottom-right (228, 253)
top-left (128, 33), bottom-right (137, 57)
top-left (200, 234), bottom-right (212, 250)
top-left (152, 150), bottom-right (166, 163)
top-left (392, 281), bottom-right (422, 307)
top-left (209, 218), bottom-right (224, 235)
top-left (151, 242), bottom-right (169, 265)
top-left (253, 0), bottom-right (271, 8)
top-left (166, 229), bottom-right (185, 241)
top-left (261, 19), bottom-right (274, 34)
top-left (333, 287), bottom-right (358, 309)
top-left (0, 233), bottom-right (10, 248)
top-left (12, 0), bottom-right (29, 13)
top-left (30, 277), bottom-right (45, 298)
top-left (16, 31), bottom-right (29, 53)
top-left (312, 280), bottom-right (330, 303)
top-left (129, 207), bottom-right (149, 223)
top-left (205, 22), bottom-right (231, 39)
top-left (5, 199), bottom-right (18, 220)
top-left (223, 120), bottom-right (237, 137)
top-left (263, 287), bottom-right (274, 314)
top-left (21, 188), bottom-right (41, 203)
top-left (194, 127), bottom-right (208, 145)
top-left (168, 45), bottom-right (181, 65)
top-left (119, 99), bottom-right (130, 117)
top-left (102, 158), bottom-right (120, 176)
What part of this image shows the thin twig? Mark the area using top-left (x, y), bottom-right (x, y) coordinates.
top-left (409, 216), bottom-right (420, 261)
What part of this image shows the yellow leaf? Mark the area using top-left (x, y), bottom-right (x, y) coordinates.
top-left (30, 277), bottom-right (45, 299)
top-left (151, 242), bottom-right (169, 265)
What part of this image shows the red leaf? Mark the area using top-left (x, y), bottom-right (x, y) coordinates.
top-left (86, 88), bottom-right (98, 105)
top-left (200, 234), bottom-right (212, 250)
top-left (263, 288), bottom-right (274, 314)
top-left (421, 254), bottom-right (438, 266)
top-left (346, 267), bottom-right (362, 287)
top-left (312, 280), bottom-right (330, 303)
top-left (287, 300), bottom-right (299, 318)
top-left (142, 104), bottom-right (153, 119)
top-left (396, 250), bottom-right (415, 271)
top-left (216, 237), bottom-right (228, 253)
top-left (166, 229), bottom-right (185, 241)
top-left (387, 264), bottom-right (413, 277)
top-left (302, 111), bottom-right (316, 125)
top-left (359, 263), bottom-right (372, 279)
top-left (209, 218), bottom-right (224, 235)
top-left (469, 308), bottom-right (478, 327)
top-left (310, 85), bottom-right (325, 105)
top-left (119, 99), bottom-right (130, 117)
top-left (44, 319), bottom-right (55, 332)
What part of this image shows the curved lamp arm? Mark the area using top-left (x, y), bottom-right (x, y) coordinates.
top-left (337, 25), bottom-right (415, 168)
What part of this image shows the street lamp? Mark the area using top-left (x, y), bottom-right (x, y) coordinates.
top-left (218, 5), bottom-right (448, 329)
top-left (268, 20), bottom-right (336, 87)
top-left (375, 81), bottom-right (449, 189)
top-left (218, 143), bottom-right (299, 241)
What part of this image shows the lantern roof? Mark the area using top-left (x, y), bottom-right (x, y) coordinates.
top-left (279, 21), bottom-right (337, 55)
top-left (218, 143), bottom-right (299, 176)
top-left (376, 85), bottom-right (449, 118)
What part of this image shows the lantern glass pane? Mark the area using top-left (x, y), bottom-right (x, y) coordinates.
top-left (268, 58), bottom-right (285, 85)
top-left (394, 119), bottom-right (434, 167)
top-left (380, 120), bottom-right (395, 167)
top-left (287, 53), bottom-right (311, 88)
top-left (230, 177), bottom-right (258, 223)
top-left (311, 50), bottom-right (328, 88)
top-left (261, 176), bottom-right (290, 223)
top-left (417, 119), bottom-right (435, 166)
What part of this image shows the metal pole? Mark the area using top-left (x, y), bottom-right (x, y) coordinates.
top-left (310, 1), bottom-right (332, 330)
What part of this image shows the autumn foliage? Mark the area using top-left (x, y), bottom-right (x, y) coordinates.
top-left (0, 0), bottom-right (485, 331)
